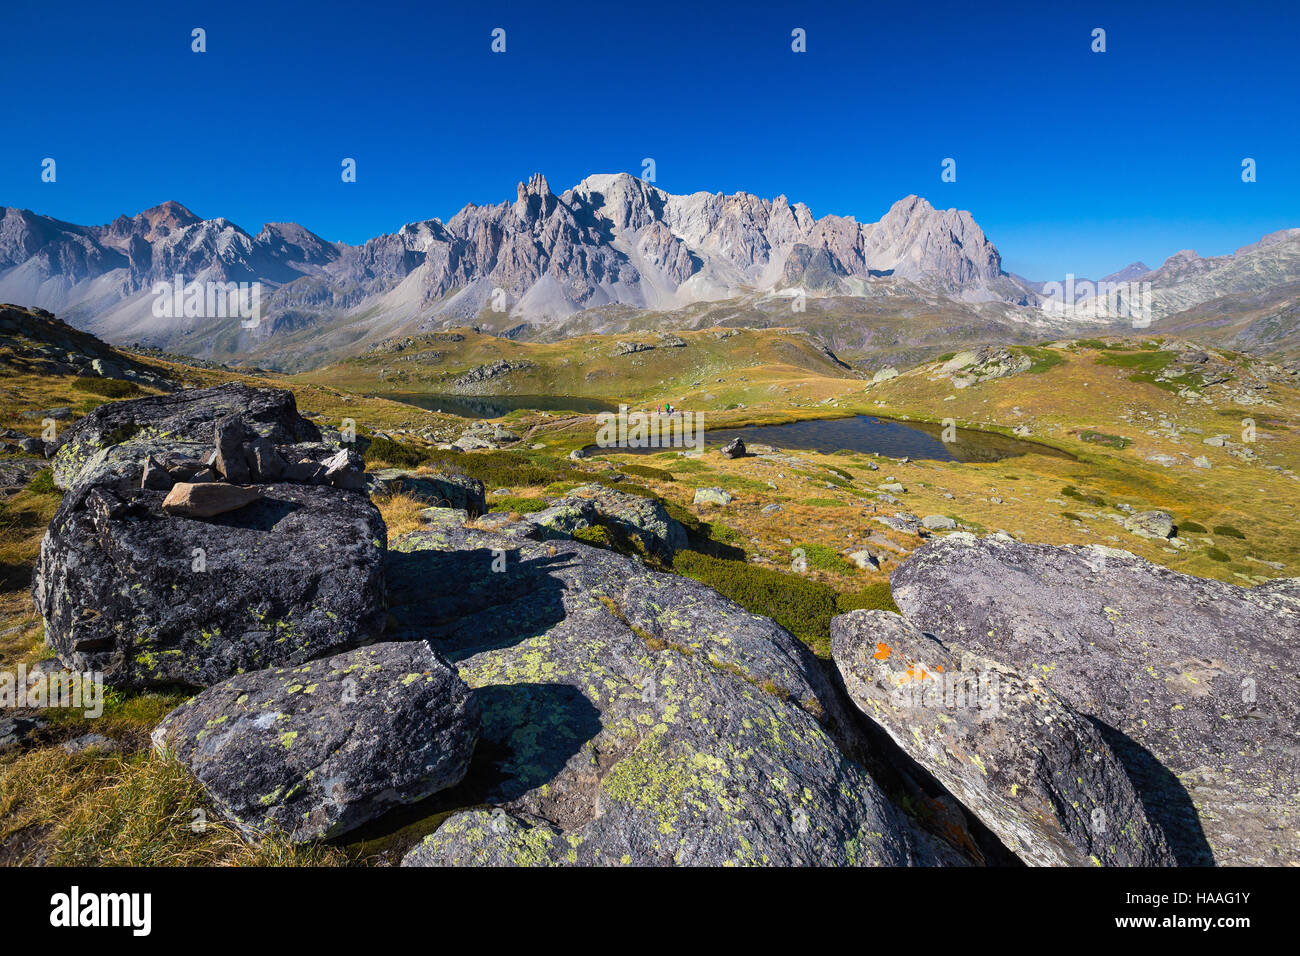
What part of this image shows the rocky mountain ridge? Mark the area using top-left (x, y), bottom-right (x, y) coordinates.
top-left (5, 177), bottom-right (1298, 370)
top-left (0, 175), bottom-right (1015, 360)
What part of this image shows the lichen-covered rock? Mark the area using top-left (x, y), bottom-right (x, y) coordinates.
top-left (152, 641), bottom-right (479, 842)
top-left (692, 486), bottom-right (732, 507)
top-left (937, 345), bottom-right (1031, 387)
top-left (832, 609), bottom-right (1175, 867)
top-left (1123, 510), bottom-right (1175, 539)
top-left (34, 481), bottom-right (386, 688)
top-left (0, 457), bottom-right (44, 493)
top-left (891, 533), bottom-right (1300, 866)
top-left (366, 468), bottom-right (487, 516)
top-left (213, 414), bottom-right (252, 483)
top-left (50, 382), bottom-right (321, 492)
top-left (525, 484), bottom-right (687, 561)
top-left (390, 508), bottom-right (955, 867)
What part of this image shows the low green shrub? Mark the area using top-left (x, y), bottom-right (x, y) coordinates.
top-left (25, 469), bottom-right (58, 496)
top-left (1019, 347), bottom-right (1065, 374)
top-left (489, 495), bottom-right (549, 514)
top-left (71, 377), bottom-right (141, 398)
top-left (1061, 485), bottom-right (1107, 507)
top-left (363, 436), bottom-right (432, 469)
top-left (795, 543), bottom-right (850, 573)
top-left (619, 463), bottom-right (675, 482)
top-left (1213, 525), bottom-right (1246, 539)
top-left (835, 583), bottom-right (900, 615)
top-left (672, 551), bottom-right (839, 656)
top-left (572, 526), bottom-right (614, 549)
top-left (429, 450), bottom-right (569, 488)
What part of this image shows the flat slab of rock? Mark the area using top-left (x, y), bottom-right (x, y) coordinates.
top-left (50, 383), bottom-right (321, 492)
top-left (390, 508), bottom-right (958, 867)
top-left (161, 482), bottom-right (263, 518)
top-left (34, 482), bottom-right (386, 688)
top-left (921, 514), bottom-right (956, 531)
top-left (832, 609), bottom-right (1174, 867)
top-left (891, 533), bottom-right (1300, 866)
top-left (153, 641), bottom-right (479, 842)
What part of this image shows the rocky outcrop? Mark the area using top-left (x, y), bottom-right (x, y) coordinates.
top-left (49, 382), bottom-right (322, 492)
top-left (0, 304), bottom-right (174, 390)
top-left (451, 360), bottom-right (535, 392)
top-left (34, 481), bottom-right (387, 688)
top-left (0, 177), bottom-right (1017, 354)
top-left (450, 421), bottom-right (521, 451)
top-left (366, 468), bottom-right (487, 516)
top-left (153, 641), bottom-right (479, 842)
top-left (0, 456), bottom-right (44, 494)
top-left (832, 609), bottom-right (1175, 867)
top-left (391, 508), bottom-right (955, 866)
top-left (522, 483), bottom-right (688, 561)
top-left (890, 533), bottom-right (1300, 866)
top-left (1123, 510), bottom-right (1175, 539)
top-left (935, 346), bottom-right (1031, 388)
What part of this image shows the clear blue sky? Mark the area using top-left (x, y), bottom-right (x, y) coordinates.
top-left (1, 0), bottom-right (1296, 279)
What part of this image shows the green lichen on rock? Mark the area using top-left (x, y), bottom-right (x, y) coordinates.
top-left (393, 508), bottom-right (952, 867)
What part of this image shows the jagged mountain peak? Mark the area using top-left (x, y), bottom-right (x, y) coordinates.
top-left (0, 172), bottom-right (1033, 357)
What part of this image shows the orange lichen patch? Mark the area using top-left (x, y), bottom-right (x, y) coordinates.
top-left (873, 643), bottom-right (892, 660)
top-left (900, 662), bottom-right (938, 684)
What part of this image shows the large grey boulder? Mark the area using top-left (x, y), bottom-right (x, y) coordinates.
top-left (49, 383), bottom-right (321, 492)
top-left (34, 481), bottom-right (387, 689)
top-left (891, 533), bottom-right (1300, 866)
top-left (832, 609), bottom-right (1175, 867)
top-left (0, 457), bottom-right (44, 494)
top-left (720, 437), bottom-right (746, 459)
top-left (390, 508), bottom-right (958, 867)
top-left (692, 487), bottom-right (732, 507)
top-left (524, 483), bottom-right (688, 561)
top-left (1123, 510), bottom-right (1175, 539)
top-left (153, 641), bottom-right (479, 842)
top-left (366, 468), bottom-right (487, 516)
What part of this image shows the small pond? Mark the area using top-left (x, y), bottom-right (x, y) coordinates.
top-left (587, 414), bottom-right (1075, 463)
top-left (378, 393), bottom-right (620, 418)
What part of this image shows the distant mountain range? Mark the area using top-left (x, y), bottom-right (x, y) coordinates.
top-left (3, 172), bottom-right (1298, 369)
